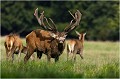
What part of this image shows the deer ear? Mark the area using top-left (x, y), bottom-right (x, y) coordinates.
top-left (50, 33), bottom-right (57, 38)
top-left (75, 31), bottom-right (80, 35)
top-left (83, 33), bottom-right (86, 36)
top-left (79, 35), bottom-right (81, 40)
top-left (64, 34), bottom-right (67, 38)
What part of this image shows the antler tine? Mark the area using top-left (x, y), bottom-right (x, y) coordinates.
top-left (76, 10), bottom-right (82, 22)
top-left (44, 17), bottom-right (54, 31)
top-left (69, 19), bottom-right (74, 26)
top-left (63, 19), bottom-right (73, 32)
top-left (34, 8), bottom-right (47, 30)
top-left (64, 11), bottom-right (76, 32)
top-left (64, 11), bottom-right (75, 32)
top-left (39, 11), bottom-right (44, 25)
top-left (34, 8), bottom-right (38, 17)
top-left (34, 8), bottom-right (40, 23)
top-left (64, 10), bottom-right (82, 33)
top-left (49, 18), bottom-right (57, 31)
top-left (68, 10), bottom-right (82, 32)
top-left (34, 8), bottom-right (57, 32)
top-left (68, 11), bottom-right (75, 19)
top-left (40, 11), bottom-right (44, 15)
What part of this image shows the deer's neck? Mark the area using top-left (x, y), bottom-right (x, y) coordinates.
top-left (51, 39), bottom-right (65, 52)
top-left (79, 35), bottom-right (85, 43)
top-left (58, 43), bottom-right (65, 52)
top-left (79, 37), bottom-right (84, 44)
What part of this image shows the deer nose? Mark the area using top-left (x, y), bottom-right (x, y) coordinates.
top-left (59, 41), bottom-right (63, 43)
top-left (7, 46), bottom-right (12, 50)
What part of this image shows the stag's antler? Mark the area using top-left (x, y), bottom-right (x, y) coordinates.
top-left (34, 8), bottom-right (57, 32)
top-left (34, 8), bottom-right (46, 30)
top-left (64, 10), bottom-right (82, 33)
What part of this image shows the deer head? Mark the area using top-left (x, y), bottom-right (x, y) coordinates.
top-left (75, 31), bottom-right (86, 41)
top-left (50, 32), bottom-right (67, 43)
top-left (34, 8), bottom-right (82, 44)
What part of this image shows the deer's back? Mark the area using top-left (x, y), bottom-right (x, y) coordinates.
top-left (67, 39), bottom-right (83, 51)
top-left (26, 29), bottom-right (53, 51)
top-left (13, 35), bottom-right (23, 47)
top-left (5, 34), bottom-right (23, 50)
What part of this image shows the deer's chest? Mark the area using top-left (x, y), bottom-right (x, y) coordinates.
top-left (50, 43), bottom-right (64, 58)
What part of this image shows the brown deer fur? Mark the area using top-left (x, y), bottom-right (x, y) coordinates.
top-left (4, 34), bottom-right (23, 61)
top-left (25, 29), bottom-right (67, 62)
top-left (24, 8), bottom-right (82, 63)
top-left (67, 31), bottom-right (86, 61)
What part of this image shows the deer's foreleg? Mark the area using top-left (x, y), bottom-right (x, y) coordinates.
top-left (67, 45), bottom-right (69, 61)
top-left (17, 46), bottom-right (23, 62)
top-left (67, 44), bottom-right (73, 61)
top-left (47, 50), bottom-right (51, 62)
top-left (55, 56), bottom-right (59, 62)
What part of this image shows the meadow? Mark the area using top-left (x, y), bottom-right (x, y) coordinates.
top-left (0, 37), bottom-right (119, 78)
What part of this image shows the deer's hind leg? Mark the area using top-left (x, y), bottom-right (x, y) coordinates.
top-left (72, 50), bottom-right (77, 62)
top-left (17, 46), bottom-right (23, 62)
top-left (8, 47), bottom-right (15, 62)
top-left (79, 49), bottom-right (83, 59)
top-left (24, 46), bottom-right (35, 63)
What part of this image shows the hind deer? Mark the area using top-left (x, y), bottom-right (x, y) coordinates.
top-left (4, 33), bottom-right (34, 62)
top-left (67, 31), bottom-right (86, 62)
top-left (4, 34), bottom-right (25, 62)
top-left (24, 8), bottom-right (82, 63)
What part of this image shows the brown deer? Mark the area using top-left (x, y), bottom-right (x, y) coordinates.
top-left (4, 33), bottom-right (34, 62)
top-left (67, 31), bottom-right (86, 62)
top-left (24, 8), bottom-right (82, 63)
top-left (4, 33), bottom-right (24, 62)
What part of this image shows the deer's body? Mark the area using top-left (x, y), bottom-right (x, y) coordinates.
top-left (4, 34), bottom-right (23, 61)
top-left (67, 32), bottom-right (86, 61)
top-left (24, 8), bottom-right (82, 63)
top-left (25, 29), bottom-right (66, 62)
top-left (68, 39), bottom-right (83, 52)
top-left (26, 29), bottom-right (52, 53)
top-left (25, 29), bottom-right (53, 61)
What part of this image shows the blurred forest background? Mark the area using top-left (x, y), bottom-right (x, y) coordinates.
top-left (1, 1), bottom-right (119, 41)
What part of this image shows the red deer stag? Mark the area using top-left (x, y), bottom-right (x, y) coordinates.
top-left (67, 31), bottom-right (86, 62)
top-left (24, 8), bottom-right (82, 63)
top-left (4, 34), bottom-right (24, 62)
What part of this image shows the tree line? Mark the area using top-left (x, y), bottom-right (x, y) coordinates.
top-left (1, 1), bottom-right (119, 41)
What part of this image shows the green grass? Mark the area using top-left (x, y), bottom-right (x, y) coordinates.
top-left (1, 37), bottom-right (119, 78)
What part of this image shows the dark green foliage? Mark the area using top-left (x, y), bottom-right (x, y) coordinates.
top-left (1, 1), bottom-right (119, 41)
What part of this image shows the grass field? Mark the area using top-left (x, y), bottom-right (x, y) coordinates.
top-left (0, 36), bottom-right (119, 78)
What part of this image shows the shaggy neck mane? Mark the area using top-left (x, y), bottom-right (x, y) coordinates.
top-left (58, 43), bottom-right (64, 52)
